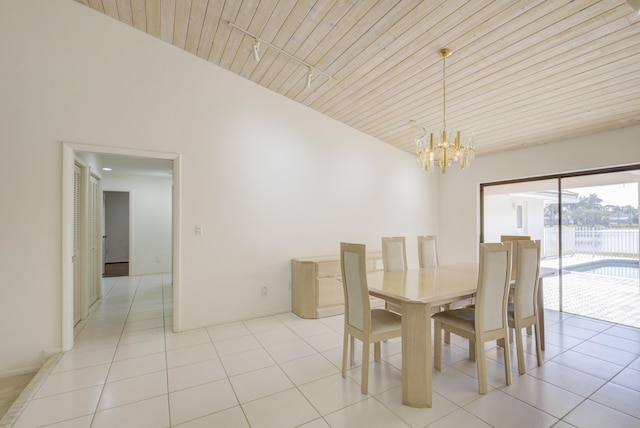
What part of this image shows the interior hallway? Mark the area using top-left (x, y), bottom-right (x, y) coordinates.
top-left (2, 274), bottom-right (640, 427)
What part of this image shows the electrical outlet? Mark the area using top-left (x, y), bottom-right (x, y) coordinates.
top-left (261, 286), bottom-right (268, 296)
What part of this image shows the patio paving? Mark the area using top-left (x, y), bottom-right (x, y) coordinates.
top-left (541, 255), bottom-right (640, 329)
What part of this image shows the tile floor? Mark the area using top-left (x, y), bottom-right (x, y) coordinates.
top-left (5, 273), bottom-right (640, 427)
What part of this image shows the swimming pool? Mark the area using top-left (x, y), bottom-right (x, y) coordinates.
top-left (564, 259), bottom-right (639, 279)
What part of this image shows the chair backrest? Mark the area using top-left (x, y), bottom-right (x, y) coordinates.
top-left (340, 242), bottom-right (371, 333)
top-left (417, 235), bottom-right (438, 268)
top-left (381, 237), bottom-right (407, 272)
top-left (500, 235), bottom-right (531, 281)
top-left (475, 242), bottom-right (512, 333)
top-left (513, 240), bottom-right (541, 319)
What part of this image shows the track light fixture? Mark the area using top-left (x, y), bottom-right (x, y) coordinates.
top-left (229, 22), bottom-right (335, 89)
top-left (252, 39), bottom-right (260, 62)
top-left (306, 67), bottom-right (313, 89)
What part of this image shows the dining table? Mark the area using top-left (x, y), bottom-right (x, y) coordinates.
top-left (367, 263), bottom-right (557, 408)
top-left (367, 263), bottom-right (479, 408)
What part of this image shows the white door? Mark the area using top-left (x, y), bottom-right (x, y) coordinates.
top-left (87, 173), bottom-right (100, 306)
top-left (73, 163), bottom-right (82, 326)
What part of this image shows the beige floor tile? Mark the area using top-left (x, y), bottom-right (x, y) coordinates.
top-left (242, 388), bottom-right (320, 428)
top-left (107, 352), bottom-right (167, 382)
top-left (168, 358), bottom-right (226, 392)
top-left (298, 373), bottom-right (367, 415)
top-left (323, 396), bottom-right (407, 428)
top-left (500, 374), bottom-right (583, 419)
top-left (173, 406), bottom-right (249, 427)
top-left (12, 386), bottom-right (102, 428)
top-left (35, 363), bottom-right (109, 398)
top-left (463, 390), bottom-right (558, 427)
top-left (590, 382), bottom-right (640, 419)
top-left (219, 348), bottom-right (276, 376)
top-left (92, 395), bottom-right (170, 428)
top-left (97, 371), bottom-right (167, 411)
top-left (564, 399), bottom-right (640, 428)
top-left (169, 379), bottom-right (238, 426)
top-left (229, 365), bottom-right (293, 403)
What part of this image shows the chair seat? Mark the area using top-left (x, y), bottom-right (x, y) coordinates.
top-left (431, 307), bottom-right (475, 333)
top-left (371, 309), bottom-right (402, 334)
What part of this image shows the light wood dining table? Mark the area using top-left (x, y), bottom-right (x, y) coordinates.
top-left (367, 263), bottom-right (556, 408)
top-left (367, 263), bottom-right (478, 408)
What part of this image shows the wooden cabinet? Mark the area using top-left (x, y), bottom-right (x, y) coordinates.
top-left (291, 252), bottom-right (384, 318)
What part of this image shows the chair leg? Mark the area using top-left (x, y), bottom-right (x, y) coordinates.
top-left (350, 336), bottom-right (355, 368)
top-left (374, 341), bottom-right (381, 362)
top-left (434, 320), bottom-right (442, 371)
top-left (526, 326), bottom-right (532, 336)
top-left (361, 339), bottom-right (370, 395)
top-left (503, 332), bottom-right (512, 386)
top-left (468, 340), bottom-right (476, 361)
top-left (514, 326), bottom-right (526, 375)
top-left (443, 304), bottom-right (451, 344)
top-left (475, 340), bottom-right (487, 394)
top-left (534, 323), bottom-right (543, 367)
top-left (342, 332), bottom-right (348, 378)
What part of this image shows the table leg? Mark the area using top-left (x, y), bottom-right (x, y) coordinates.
top-left (401, 301), bottom-right (431, 408)
top-left (537, 277), bottom-right (545, 350)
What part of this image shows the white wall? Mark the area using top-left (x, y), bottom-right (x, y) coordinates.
top-left (0, 0), bottom-right (437, 376)
top-left (438, 126), bottom-right (640, 265)
top-left (103, 174), bottom-right (173, 275)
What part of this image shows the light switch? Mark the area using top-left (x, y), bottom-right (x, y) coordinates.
top-left (195, 225), bottom-right (203, 236)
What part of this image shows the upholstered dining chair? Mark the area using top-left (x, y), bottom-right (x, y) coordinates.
top-left (381, 237), bottom-right (407, 313)
top-left (500, 234), bottom-right (532, 335)
top-left (509, 239), bottom-right (542, 374)
top-left (417, 235), bottom-right (438, 268)
top-left (500, 235), bottom-right (531, 281)
top-left (340, 242), bottom-right (402, 395)
top-left (381, 236), bottom-right (407, 272)
top-left (432, 242), bottom-right (513, 395)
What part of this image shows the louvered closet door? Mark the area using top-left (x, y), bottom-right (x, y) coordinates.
top-left (73, 163), bottom-right (81, 325)
top-left (87, 174), bottom-right (100, 306)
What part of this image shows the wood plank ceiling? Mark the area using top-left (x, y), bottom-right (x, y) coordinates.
top-left (75, 0), bottom-right (640, 157)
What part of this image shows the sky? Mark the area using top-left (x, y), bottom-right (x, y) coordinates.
top-left (572, 183), bottom-right (638, 208)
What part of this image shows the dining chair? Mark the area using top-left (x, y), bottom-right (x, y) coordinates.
top-left (340, 242), bottom-right (402, 395)
top-left (417, 235), bottom-right (438, 268)
top-left (509, 239), bottom-right (542, 374)
top-left (500, 234), bottom-right (532, 335)
top-left (381, 237), bottom-right (407, 313)
top-left (500, 235), bottom-right (531, 281)
top-left (432, 242), bottom-right (513, 394)
top-left (381, 236), bottom-right (407, 272)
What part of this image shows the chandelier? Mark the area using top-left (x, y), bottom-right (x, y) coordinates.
top-left (413, 48), bottom-right (475, 173)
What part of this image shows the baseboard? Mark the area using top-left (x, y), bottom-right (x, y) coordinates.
top-left (0, 353), bottom-right (62, 427)
top-left (0, 366), bottom-right (40, 380)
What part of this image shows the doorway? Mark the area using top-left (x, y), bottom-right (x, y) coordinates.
top-left (103, 191), bottom-right (130, 277)
top-left (62, 143), bottom-right (181, 352)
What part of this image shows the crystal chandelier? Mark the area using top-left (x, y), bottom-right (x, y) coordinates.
top-left (414, 48), bottom-right (475, 173)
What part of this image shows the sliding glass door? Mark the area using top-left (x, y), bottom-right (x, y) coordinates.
top-left (481, 167), bottom-right (640, 327)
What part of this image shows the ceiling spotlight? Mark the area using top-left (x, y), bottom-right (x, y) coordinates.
top-left (306, 67), bottom-right (313, 89)
top-left (252, 39), bottom-right (260, 62)
top-left (102, 167), bottom-right (112, 171)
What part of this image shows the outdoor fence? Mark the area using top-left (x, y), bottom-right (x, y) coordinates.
top-left (544, 227), bottom-right (639, 259)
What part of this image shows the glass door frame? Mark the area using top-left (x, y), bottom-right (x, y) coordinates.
top-left (480, 163), bottom-right (640, 314)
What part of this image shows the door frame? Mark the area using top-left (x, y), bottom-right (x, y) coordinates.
top-left (62, 142), bottom-right (181, 351)
top-left (102, 190), bottom-right (132, 276)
